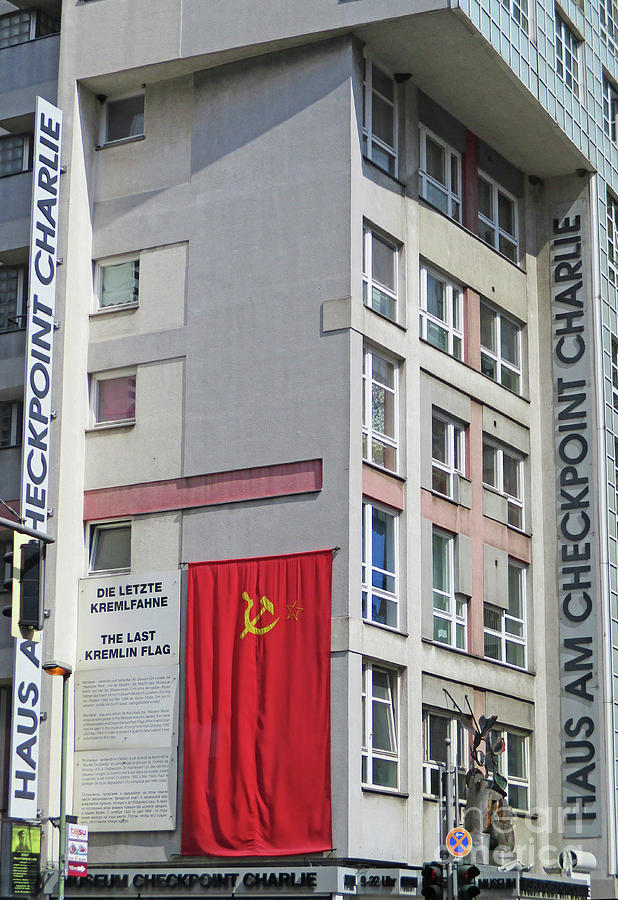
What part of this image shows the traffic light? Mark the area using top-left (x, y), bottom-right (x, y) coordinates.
top-left (421, 863), bottom-right (443, 900)
top-left (458, 864), bottom-right (480, 900)
top-left (2, 533), bottom-right (44, 636)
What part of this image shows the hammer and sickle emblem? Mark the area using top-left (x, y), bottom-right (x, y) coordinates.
top-left (240, 591), bottom-right (280, 639)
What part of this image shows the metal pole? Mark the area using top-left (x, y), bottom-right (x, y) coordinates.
top-left (445, 739), bottom-right (455, 900)
top-left (58, 672), bottom-right (70, 900)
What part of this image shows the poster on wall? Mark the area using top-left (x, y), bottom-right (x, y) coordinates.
top-left (74, 571), bottom-right (180, 832)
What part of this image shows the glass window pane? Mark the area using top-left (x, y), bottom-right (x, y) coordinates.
top-left (508, 565), bottom-right (522, 617)
top-left (499, 234), bottom-right (518, 262)
top-left (484, 632), bottom-right (502, 660)
top-left (503, 454), bottom-right (520, 498)
top-left (372, 385), bottom-right (394, 438)
top-left (501, 366), bottom-right (520, 393)
top-left (91, 525), bottom-right (131, 571)
top-left (507, 734), bottom-right (526, 778)
top-left (484, 604), bottom-right (502, 631)
top-left (426, 136), bottom-right (446, 186)
top-left (100, 260), bottom-right (139, 308)
top-left (432, 416), bottom-right (447, 463)
top-left (372, 236), bottom-right (396, 291)
top-left (498, 191), bottom-right (515, 237)
top-left (426, 272), bottom-right (446, 321)
top-left (480, 305), bottom-right (495, 351)
top-left (508, 783), bottom-right (528, 810)
top-left (432, 533), bottom-right (449, 592)
top-left (97, 375), bottom-right (136, 423)
top-left (372, 508), bottom-right (394, 576)
top-left (373, 757), bottom-right (397, 788)
top-left (481, 353), bottom-right (497, 380)
top-left (432, 468), bottom-right (449, 495)
top-left (478, 176), bottom-right (492, 218)
top-left (372, 94), bottom-right (394, 147)
top-left (506, 641), bottom-right (525, 668)
top-left (500, 318), bottom-right (519, 366)
top-left (425, 181), bottom-right (449, 214)
top-left (434, 615), bottom-right (451, 644)
top-left (428, 716), bottom-right (449, 764)
top-left (372, 65), bottom-right (394, 102)
top-left (372, 701), bottom-right (395, 751)
top-left (483, 444), bottom-right (497, 486)
top-left (107, 96), bottom-right (145, 143)
top-left (372, 354), bottom-right (395, 389)
top-left (427, 321), bottom-right (449, 352)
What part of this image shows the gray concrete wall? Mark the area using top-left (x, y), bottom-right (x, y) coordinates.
top-left (0, 33), bottom-right (59, 123)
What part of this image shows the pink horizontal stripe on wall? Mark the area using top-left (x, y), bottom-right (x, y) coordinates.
top-left (362, 464), bottom-right (405, 511)
top-left (84, 459), bottom-right (323, 521)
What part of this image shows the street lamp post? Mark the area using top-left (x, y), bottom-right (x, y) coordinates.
top-left (43, 661), bottom-right (73, 900)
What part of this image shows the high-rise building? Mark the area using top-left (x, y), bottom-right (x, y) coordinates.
top-left (2, 0), bottom-right (618, 897)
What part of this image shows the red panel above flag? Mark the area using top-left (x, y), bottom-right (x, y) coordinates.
top-left (182, 550), bottom-right (333, 857)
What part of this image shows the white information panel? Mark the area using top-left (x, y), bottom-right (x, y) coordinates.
top-left (75, 666), bottom-right (179, 751)
top-left (74, 748), bottom-right (177, 832)
top-left (77, 571), bottom-right (180, 668)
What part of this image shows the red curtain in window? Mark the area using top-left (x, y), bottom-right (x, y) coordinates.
top-left (182, 550), bottom-right (332, 856)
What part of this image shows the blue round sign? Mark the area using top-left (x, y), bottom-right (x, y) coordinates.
top-left (445, 827), bottom-right (472, 858)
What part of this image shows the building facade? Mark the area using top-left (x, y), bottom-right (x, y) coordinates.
top-left (1, 0), bottom-right (618, 897)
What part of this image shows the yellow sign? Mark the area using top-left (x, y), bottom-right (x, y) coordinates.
top-left (240, 592), bottom-right (279, 639)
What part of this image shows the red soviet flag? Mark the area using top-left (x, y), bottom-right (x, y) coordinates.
top-left (182, 550), bottom-right (332, 856)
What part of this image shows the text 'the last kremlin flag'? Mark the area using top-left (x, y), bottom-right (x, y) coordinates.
top-left (182, 549), bottom-right (333, 856)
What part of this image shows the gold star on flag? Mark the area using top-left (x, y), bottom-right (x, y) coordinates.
top-left (287, 600), bottom-right (303, 621)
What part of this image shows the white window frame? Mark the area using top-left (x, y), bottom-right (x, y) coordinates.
top-left (604, 76), bottom-right (618, 142)
top-left (478, 171), bottom-right (519, 263)
top-left (422, 712), bottom-right (468, 801)
top-left (480, 301), bottom-right (522, 394)
top-left (90, 367), bottom-right (137, 429)
top-left (0, 133), bottom-right (30, 179)
top-left (0, 400), bottom-right (22, 449)
top-left (612, 339), bottom-right (618, 408)
top-left (362, 57), bottom-right (397, 177)
top-left (362, 224), bottom-right (399, 322)
top-left (101, 91), bottom-right (145, 146)
top-left (362, 500), bottom-right (398, 630)
top-left (500, 0), bottom-right (529, 32)
top-left (419, 263), bottom-right (463, 359)
top-left (431, 411), bottom-right (465, 500)
top-left (361, 662), bottom-right (400, 791)
top-left (489, 728), bottom-right (529, 811)
top-left (483, 561), bottom-right (527, 670)
top-left (362, 346), bottom-right (398, 473)
top-left (601, 0), bottom-right (618, 52)
top-left (94, 254), bottom-right (140, 313)
top-left (482, 439), bottom-right (525, 530)
top-left (0, 264), bottom-right (26, 333)
top-left (555, 12), bottom-right (580, 97)
top-left (608, 192), bottom-right (618, 286)
top-left (88, 520), bottom-right (132, 574)
top-left (419, 126), bottom-right (462, 223)
top-left (432, 528), bottom-right (467, 650)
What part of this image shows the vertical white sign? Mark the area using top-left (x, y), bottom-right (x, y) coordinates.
top-left (9, 96), bottom-right (62, 820)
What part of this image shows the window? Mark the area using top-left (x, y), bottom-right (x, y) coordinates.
top-left (431, 412), bottom-right (464, 499)
top-left (432, 529), bottom-right (466, 650)
top-left (555, 13), bottom-right (579, 97)
top-left (419, 127), bottom-right (461, 222)
top-left (419, 265), bottom-right (463, 359)
top-left (612, 338), bottom-right (618, 410)
top-left (478, 173), bottom-right (518, 263)
top-left (423, 712), bottom-right (468, 798)
top-left (362, 501), bottom-right (398, 629)
top-left (484, 561), bottom-right (527, 669)
top-left (0, 537), bottom-right (11, 592)
top-left (89, 522), bottom-right (131, 573)
top-left (96, 258), bottom-right (140, 310)
top-left (362, 59), bottom-right (397, 176)
top-left (362, 347), bottom-right (398, 472)
top-left (0, 401), bottom-right (22, 449)
top-left (92, 371), bottom-right (136, 426)
top-left (482, 440), bottom-right (524, 529)
top-left (105, 94), bottom-right (144, 144)
top-left (0, 9), bottom-right (58, 50)
top-left (489, 728), bottom-right (529, 810)
top-left (0, 134), bottom-right (30, 178)
top-left (362, 663), bottom-right (399, 789)
top-left (500, 0), bottom-right (529, 31)
top-left (601, 0), bottom-right (618, 53)
top-left (0, 265), bottom-right (26, 332)
top-left (608, 192), bottom-right (618, 285)
top-left (480, 303), bottom-right (522, 393)
top-left (604, 77), bottom-right (618, 142)
top-left (362, 226), bottom-right (398, 321)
